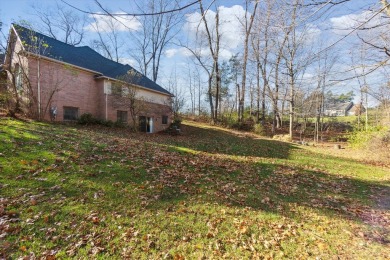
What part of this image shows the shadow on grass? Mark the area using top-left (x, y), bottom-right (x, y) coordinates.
top-left (94, 123), bottom-right (298, 160)
top-left (133, 152), bottom-right (390, 245)
top-left (2, 117), bottom-right (389, 252)
top-left (168, 124), bottom-right (298, 159)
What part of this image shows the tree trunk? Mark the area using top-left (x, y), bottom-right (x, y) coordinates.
top-left (239, 0), bottom-right (258, 122)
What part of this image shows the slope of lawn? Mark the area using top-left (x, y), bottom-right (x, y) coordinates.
top-left (0, 117), bottom-right (389, 259)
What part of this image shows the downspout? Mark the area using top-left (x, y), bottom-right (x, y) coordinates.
top-left (38, 57), bottom-right (41, 120)
top-left (105, 79), bottom-right (109, 120)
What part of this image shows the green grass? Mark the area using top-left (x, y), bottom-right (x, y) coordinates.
top-left (0, 117), bottom-right (389, 259)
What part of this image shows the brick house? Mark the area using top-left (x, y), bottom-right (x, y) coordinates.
top-left (3, 24), bottom-right (173, 133)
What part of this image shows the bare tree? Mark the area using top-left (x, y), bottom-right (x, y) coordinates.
top-left (110, 70), bottom-right (146, 130)
top-left (270, 10), bottom-right (291, 134)
top-left (89, 15), bottom-right (124, 62)
top-left (238, 0), bottom-right (258, 122)
top-left (283, 0), bottom-right (330, 140)
top-left (179, 1), bottom-right (223, 123)
top-left (198, 0), bottom-right (221, 123)
top-left (31, 2), bottom-right (86, 46)
top-left (354, 0), bottom-right (390, 66)
top-left (250, 0), bottom-right (276, 126)
top-left (181, 39), bottom-right (215, 121)
top-left (167, 68), bottom-right (185, 118)
top-left (130, 0), bottom-right (183, 82)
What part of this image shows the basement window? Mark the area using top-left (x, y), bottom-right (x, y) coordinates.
top-left (162, 115), bottom-right (168, 125)
top-left (63, 107), bottom-right (79, 121)
top-left (117, 110), bottom-right (128, 123)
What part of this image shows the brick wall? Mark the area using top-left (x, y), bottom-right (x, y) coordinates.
top-left (26, 57), bottom-right (172, 132)
top-left (106, 93), bottom-right (172, 132)
top-left (28, 57), bottom-right (99, 121)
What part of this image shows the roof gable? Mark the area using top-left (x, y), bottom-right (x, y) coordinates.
top-left (13, 24), bottom-right (171, 96)
top-left (327, 102), bottom-right (354, 111)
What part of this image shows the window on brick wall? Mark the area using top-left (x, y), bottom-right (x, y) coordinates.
top-left (162, 115), bottom-right (168, 125)
top-left (117, 110), bottom-right (128, 123)
top-left (63, 107), bottom-right (79, 121)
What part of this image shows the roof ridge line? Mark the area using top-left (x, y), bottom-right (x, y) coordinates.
top-left (12, 23), bottom-right (81, 49)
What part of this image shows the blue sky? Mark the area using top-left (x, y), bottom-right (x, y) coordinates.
top-left (1, 0), bottom-right (387, 107)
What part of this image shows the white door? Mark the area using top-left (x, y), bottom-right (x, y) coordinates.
top-left (148, 117), bottom-right (153, 133)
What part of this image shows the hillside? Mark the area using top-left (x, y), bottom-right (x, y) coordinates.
top-left (0, 117), bottom-right (389, 258)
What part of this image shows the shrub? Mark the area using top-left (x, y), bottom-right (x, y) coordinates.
top-left (349, 127), bottom-right (390, 160)
top-left (217, 117), bottom-right (256, 131)
top-left (101, 120), bottom-right (114, 127)
top-left (239, 118), bottom-right (255, 131)
top-left (78, 113), bottom-right (97, 125)
top-left (348, 126), bottom-right (388, 148)
top-left (253, 123), bottom-right (266, 136)
top-left (113, 120), bottom-right (126, 128)
top-left (78, 113), bottom-right (125, 128)
top-left (171, 117), bottom-right (182, 129)
top-left (218, 116), bottom-right (237, 128)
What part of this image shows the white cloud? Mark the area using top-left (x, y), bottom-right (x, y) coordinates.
top-left (165, 48), bottom-right (178, 58)
top-left (328, 10), bottom-right (389, 56)
top-left (85, 13), bottom-right (141, 32)
top-left (165, 47), bottom-right (193, 58)
top-left (118, 57), bottom-right (137, 66)
top-left (294, 24), bottom-right (322, 45)
top-left (330, 10), bottom-right (384, 35)
top-left (183, 5), bottom-right (248, 58)
top-left (219, 48), bottom-right (234, 60)
top-left (306, 24), bottom-right (322, 41)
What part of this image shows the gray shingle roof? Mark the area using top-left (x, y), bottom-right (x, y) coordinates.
top-left (330, 102), bottom-right (353, 111)
top-left (13, 24), bottom-right (171, 95)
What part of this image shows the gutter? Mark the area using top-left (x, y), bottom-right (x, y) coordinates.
top-left (12, 23), bottom-right (172, 98)
top-left (23, 51), bottom-right (103, 76)
top-left (94, 75), bottom-right (174, 97)
top-left (22, 52), bottom-right (173, 97)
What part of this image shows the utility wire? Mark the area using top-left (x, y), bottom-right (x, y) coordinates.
top-left (313, 3), bottom-right (390, 58)
top-left (60, 0), bottom-right (200, 16)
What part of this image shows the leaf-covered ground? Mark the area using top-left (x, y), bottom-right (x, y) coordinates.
top-left (1, 117), bottom-right (389, 259)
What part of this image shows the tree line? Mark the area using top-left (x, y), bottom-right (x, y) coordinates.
top-left (1, 0), bottom-right (389, 139)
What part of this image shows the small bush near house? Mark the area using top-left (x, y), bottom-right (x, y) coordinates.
top-left (100, 119), bottom-right (114, 127)
top-left (113, 120), bottom-right (127, 128)
top-left (78, 113), bottom-right (97, 125)
top-left (78, 113), bottom-right (125, 128)
top-left (171, 117), bottom-right (182, 129)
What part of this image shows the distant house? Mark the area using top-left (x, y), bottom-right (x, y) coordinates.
top-left (348, 103), bottom-right (366, 116)
top-left (2, 24), bottom-right (173, 133)
top-left (324, 102), bottom-right (354, 116)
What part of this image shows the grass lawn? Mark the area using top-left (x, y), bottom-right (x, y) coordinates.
top-left (1, 117), bottom-right (389, 259)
